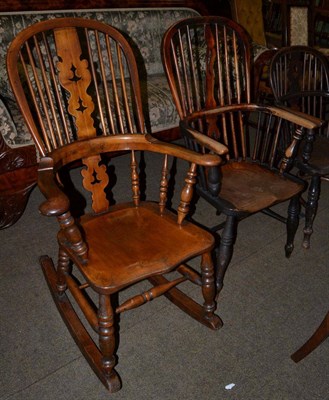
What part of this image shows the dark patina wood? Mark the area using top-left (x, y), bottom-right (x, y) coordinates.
top-left (162, 16), bottom-right (322, 293)
top-left (270, 45), bottom-right (329, 249)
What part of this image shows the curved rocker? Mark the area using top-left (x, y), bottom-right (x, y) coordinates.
top-left (41, 256), bottom-right (121, 391)
top-left (291, 311), bottom-right (329, 363)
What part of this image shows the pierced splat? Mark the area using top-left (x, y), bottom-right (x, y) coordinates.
top-left (81, 155), bottom-right (109, 213)
top-left (54, 27), bottom-right (95, 140)
top-left (69, 64), bottom-right (82, 83)
top-left (54, 27), bottom-right (109, 213)
top-left (205, 25), bottom-right (217, 109)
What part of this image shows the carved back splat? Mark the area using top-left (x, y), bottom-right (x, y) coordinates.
top-left (7, 18), bottom-right (147, 213)
top-left (55, 27), bottom-right (108, 213)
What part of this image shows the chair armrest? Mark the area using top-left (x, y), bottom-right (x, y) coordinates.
top-left (144, 134), bottom-right (226, 166)
top-left (178, 121), bottom-right (229, 156)
top-left (266, 105), bottom-right (323, 130)
top-left (38, 157), bottom-right (70, 217)
top-left (185, 103), bottom-right (323, 131)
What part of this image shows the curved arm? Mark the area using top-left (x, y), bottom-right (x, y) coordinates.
top-left (38, 157), bottom-right (70, 217)
top-left (266, 105), bottom-right (323, 130)
top-left (145, 133), bottom-right (227, 164)
top-left (178, 121), bottom-right (229, 155)
top-left (49, 134), bottom-right (225, 169)
top-left (186, 103), bottom-right (323, 131)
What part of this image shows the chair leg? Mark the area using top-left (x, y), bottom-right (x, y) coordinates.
top-left (216, 215), bottom-right (237, 294)
top-left (98, 294), bottom-right (122, 392)
top-left (57, 247), bottom-right (70, 295)
top-left (291, 311), bottom-right (329, 363)
top-left (285, 195), bottom-right (300, 258)
top-left (201, 252), bottom-right (218, 322)
top-left (302, 175), bottom-right (321, 249)
top-left (40, 255), bottom-right (121, 392)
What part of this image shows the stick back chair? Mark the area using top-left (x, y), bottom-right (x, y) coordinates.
top-left (7, 17), bottom-right (225, 392)
top-left (269, 45), bottom-right (329, 249)
top-left (161, 16), bottom-right (321, 293)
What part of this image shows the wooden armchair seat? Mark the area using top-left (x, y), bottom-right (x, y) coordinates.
top-left (72, 202), bottom-right (214, 292)
top-left (219, 161), bottom-right (303, 213)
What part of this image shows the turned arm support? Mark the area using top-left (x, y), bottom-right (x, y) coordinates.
top-left (38, 156), bottom-right (88, 262)
top-left (37, 157), bottom-right (70, 217)
top-left (266, 106), bottom-right (323, 173)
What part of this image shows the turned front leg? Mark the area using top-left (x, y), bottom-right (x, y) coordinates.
top-left (303, 175), bottom-right (321, 249)
top-left (285, 195), bottom-right (301, 258)
top-left (56, 248), bottom-right (70, 295)
top-left (98, 294), bottom-right (121, 393)
top-left (216, 215), bottom-right (237, 293)
top-left (201, 252), bottom-right (217, 320)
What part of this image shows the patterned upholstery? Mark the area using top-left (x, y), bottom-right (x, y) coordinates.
top-left (0, 8), bottom-right (199, 147)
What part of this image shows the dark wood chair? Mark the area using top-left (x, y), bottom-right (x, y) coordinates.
top-left (7, 17), bottom-right (225, 392)
top-left (269, 45), bottom-right (329, 249)
top-left (161, 16), bottom-right (321, 294)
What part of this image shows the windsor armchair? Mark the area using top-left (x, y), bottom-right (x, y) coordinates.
top-left (7, 17), bottom-right (225, 392)
top-left (162, 16), bottom-right (321, 294)
top-left (269, 45), bottom-right (329, 248)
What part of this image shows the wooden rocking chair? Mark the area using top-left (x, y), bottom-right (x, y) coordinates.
top-left (7, 17), bottom-right (225, 392)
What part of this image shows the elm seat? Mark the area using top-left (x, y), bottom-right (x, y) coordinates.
top-left (220, 162), bottom-right (304, 213)
top-left (7, 17), bottom-right (224, 392)
top-left (77, 202), bottom-right (215, 291)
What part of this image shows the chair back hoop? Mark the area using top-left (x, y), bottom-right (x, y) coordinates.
top-left (7, 17), bottom-right (146, 156)
top-left (7, 17), bottom-right (146, 214)
top-left (162, 15), bottom-right (297, 183)
top-left (162, 16), bottom-right (252, 121)
top-left (270, 45), bottom-right (329, 137)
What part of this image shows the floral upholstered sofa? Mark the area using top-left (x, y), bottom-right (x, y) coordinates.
top-left (0, 6), bottom-right (204, 228)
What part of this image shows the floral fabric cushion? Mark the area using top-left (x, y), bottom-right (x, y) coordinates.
top-left (0, 8), bottom-right (199, 147)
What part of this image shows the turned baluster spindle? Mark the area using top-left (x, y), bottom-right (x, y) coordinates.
top-left (280, 125), bottom-right (305, 173)
top-left (201, 252), bottom-right (216, 319)
top-left (56, 247), bottom-right (71, 294)
top-left (98, 294), bottom-right (119, 390)
top-left (131, 150), bottom-right (140, 206)
top-left (177, 162), bottom-right (197, 224)
top-left (159, 154), bottom-right (169, 214)
top-left (57, 212), bottom-right (88, 263)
